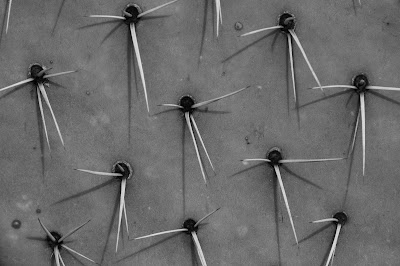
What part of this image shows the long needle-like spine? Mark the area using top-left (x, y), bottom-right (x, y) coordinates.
top-left (138, 0), bottom-right (179, 18)
top-left (279, 158), bottom-right (344, 164)
top-left (130, 23), bottom-right (149, 112)
top-left (288, 29), bottom-right (321, 89)
top-left (218, 0), bottom-right (222, 25)
top-left (37, 218), bottom-right (56, 242)
top-left (194, 208), bottom-right (220, 227)
top-left (89, 15), bottom-right (125, 20)
top-left (54, 247), bottom-right (61, 266)
top-left (123, 200), bottom-right (129, 237)
top-left (360, 92), bottom-right (366, 175)
top-left (288, 33), bottom-right (296, 102)
top-left (37, 86), bottom-right (51, 150)
top-left (75, 169), bottom-right (123, 177)
top-left (43, 70), bottom-right (77, 79)
top-left (241, 158), bottom-right (271, 163)
top-left (215, 0), bottom-right (222, 37)
top-left (0, 78), bottom-right (34, 92)
top-left (191, 231), bottom-right (207, 266)
top-left (61, 244), bottom-right (97, 264)
top-left (309, 85), bottom-right (356, 90)
top-left (134, 228), bottom-right (188, 240)
top-left (59, 220), bottom-right (91, 242)
top-left (325, 224), bottom-right (342, 266)
top-left (240, 26), bottom-right (283, 37)
top-left (273, 165), bottom-right (298, 245)
top-left (192, 86), bottom-right (250, 108)
top-left (190, 115), bottom-right (215, 172)
top-left (37, 83), bottom-right (64, 146)
top-left (311, 218), bottom-right (338, 224)
top-left (367, 85), bottom-right (400, 92)
top-left (116, 177), bottom-right (127, 253)
top-left (185, 112), bottom-right (207, 184)
top-left (58, 252), bottom-right (66, 266)
top-left (349, 106), bottom-right (360, 157)
top-left (159, 104), bottom-right (183, 108)
top-left (5, 0), bottom-right (12, 34)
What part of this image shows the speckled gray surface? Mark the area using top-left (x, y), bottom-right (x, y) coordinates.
top-left (1, 0), bottom-right (400, 265)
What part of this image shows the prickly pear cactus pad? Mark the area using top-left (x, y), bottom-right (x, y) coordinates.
top-left (1, 0), bottom-right (400, 265)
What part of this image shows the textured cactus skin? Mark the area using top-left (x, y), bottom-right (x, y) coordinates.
top-left (1, 1), bottom-right (400, 266)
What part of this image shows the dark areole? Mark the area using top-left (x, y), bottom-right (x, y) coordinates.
top-left (179, 95), bottom-right (196, 114)
top-left (353, 74), bottom-right (369, 94)
top-left (46, 231), bottom-right (62, 249)
top-left (112, 161), bottom-right (133, 180)
top-left (123, 4), bottom-right (142, 25)
top-left (278, 12), bottom-right (296, 33)
top-left (333, 212), bottom-right (348, 226)
top-left (267, 147), bottom-right (283, 166)
top-left (182, 218), bottom-right (198, 234)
